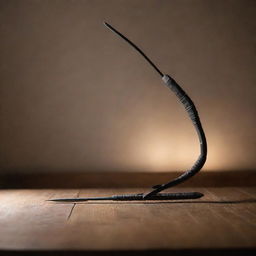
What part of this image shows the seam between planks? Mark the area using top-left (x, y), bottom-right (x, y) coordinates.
top-left (67, 190), bottom-right (80, 220)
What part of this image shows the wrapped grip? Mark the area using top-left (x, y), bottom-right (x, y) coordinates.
top-left (143, 75), bottom-right (207, 198)
top-left (113, 192), bottom-right (203, 200)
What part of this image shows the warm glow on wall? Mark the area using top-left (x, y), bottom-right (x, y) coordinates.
top-left (136, 138), bottom-right (176, 171)
top-left (0, 0), bottom-right (255, 174)
top-left (127, 125), bottom-right (199, 172)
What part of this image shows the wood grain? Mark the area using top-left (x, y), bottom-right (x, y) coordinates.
top-left (0, 187), bottom-right (255, 255)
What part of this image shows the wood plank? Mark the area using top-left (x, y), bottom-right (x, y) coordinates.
top-left (0, 189), bottom-right (79, 250)
top-left (67, 187), bottom-right (256, 250)
top-left (0, 187), bottom-right (255, 253)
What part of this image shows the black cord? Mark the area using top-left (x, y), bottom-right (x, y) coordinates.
top-left (104, 22), bottom-right (207, 199)
top-left (48, 22), bottom-right (207, 202)
top-left (104, 22), bottom-right (163, 77)
top-left (48, 192), bottom-right (203, 202)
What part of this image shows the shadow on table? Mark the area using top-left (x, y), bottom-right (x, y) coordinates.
top-left (49, 198), bottom-right (256, 204)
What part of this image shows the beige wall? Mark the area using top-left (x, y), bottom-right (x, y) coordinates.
top-left (0, 0), bottom-right (255, 173)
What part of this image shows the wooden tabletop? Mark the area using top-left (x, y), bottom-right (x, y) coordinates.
top-left (0, 187), bottom-right (255, 255)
